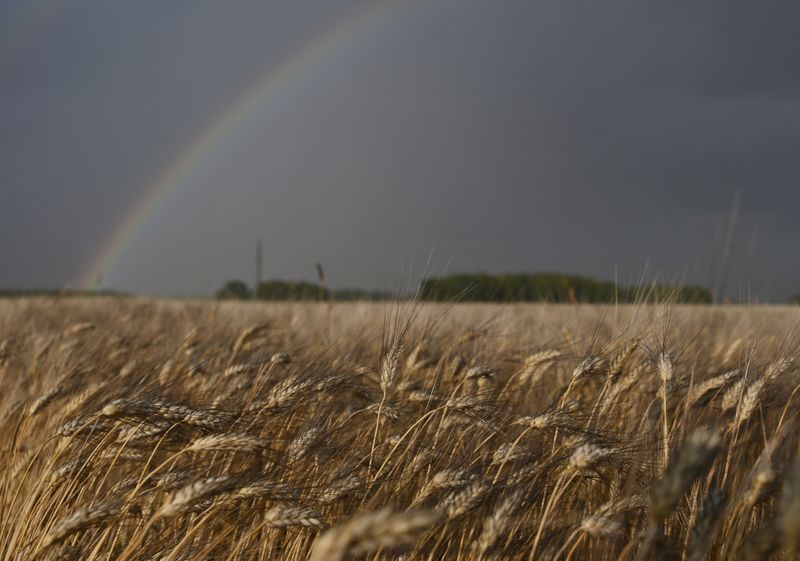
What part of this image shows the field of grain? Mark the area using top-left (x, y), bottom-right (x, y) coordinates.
top-left (0, 297), bottom-right (798, 560)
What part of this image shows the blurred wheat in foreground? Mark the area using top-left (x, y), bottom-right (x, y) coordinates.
top-left (1, 297), bottom-right (799, 560)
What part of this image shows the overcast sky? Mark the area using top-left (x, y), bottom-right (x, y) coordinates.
top-left (1, 0), bottom-right (799, 300)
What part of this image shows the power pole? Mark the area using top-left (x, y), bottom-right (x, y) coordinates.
top-left (255, 238), bottom-right (263, 297)
top-left (716, 190), bottom-right (741, 304)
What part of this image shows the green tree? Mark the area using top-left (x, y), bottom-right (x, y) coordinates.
top-left (216, 280), bottom-right (251, 300)
top-left (419, 273), bottom-right (711, 304)
top-left (255, 280), bottom-right (328, 301)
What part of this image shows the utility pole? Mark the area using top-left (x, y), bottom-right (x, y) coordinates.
top-left (716, 190), bottom-right (741, 304)
top-left (315, 262), bottom-right (326, 302)
top-left (255, 238), bottom-right (263, 297)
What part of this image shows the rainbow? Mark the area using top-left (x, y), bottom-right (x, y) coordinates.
top-left (77, 0), bottom-right (407, 290)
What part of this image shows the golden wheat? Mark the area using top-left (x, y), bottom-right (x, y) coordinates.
top-left (0, 298), bottom-right (798, 560)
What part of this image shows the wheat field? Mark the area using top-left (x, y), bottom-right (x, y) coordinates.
top-left (0, 297), bottom-right (798, 560)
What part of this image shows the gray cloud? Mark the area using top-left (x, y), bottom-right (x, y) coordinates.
top-left (1, 0), bottom-right (799, 300)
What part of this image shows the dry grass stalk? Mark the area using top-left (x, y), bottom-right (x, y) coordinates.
top-left (157, 476), bottom-right (240, 518)
top-left (38, 500), bottom-right (121, 552)
top-left (263, 505), bottom-right (325, 529)
top-left (309, 508), bottom-right (441, 561)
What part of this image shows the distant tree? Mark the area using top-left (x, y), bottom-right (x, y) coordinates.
top-left (216, 280), bottom-right (251, 300)
top-left (332, 288), bottom-right (392, 301)
top-left (255, 280), bottom-right (328, 301)
top-left (790, 294), bottom-right (800, 304)
top-left (419, 273), bottom-right (711, 304)
top-left (215, 274), bottom-right (711, 304)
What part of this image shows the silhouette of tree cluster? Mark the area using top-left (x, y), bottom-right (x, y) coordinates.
top-left (418, 273), bottom-right (712, 303)
top-left (216, 274), bottom-right (712, 303)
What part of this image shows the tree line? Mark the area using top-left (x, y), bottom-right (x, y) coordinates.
top-left (418, 273), bottom-right (712, 303)
top-left (216, 280), bottom-right (388, 301)
top-left (217, 273), bottom-right (713, 303)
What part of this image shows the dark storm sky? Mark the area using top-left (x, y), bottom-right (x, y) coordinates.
top-left (1, 0), bottom-right (799, 300)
